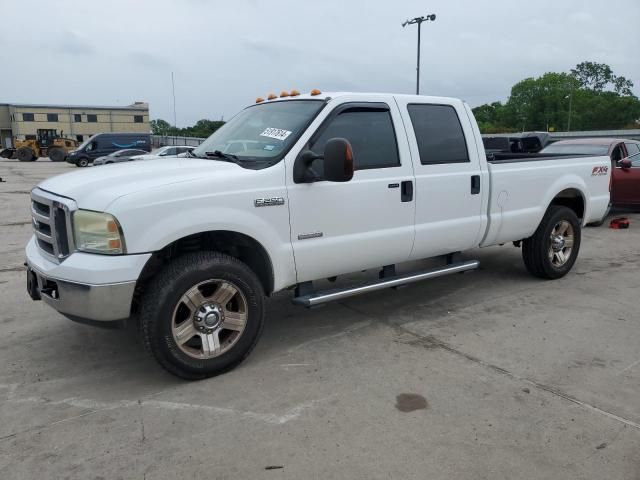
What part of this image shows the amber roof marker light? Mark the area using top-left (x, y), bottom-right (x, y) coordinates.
top-left (310, 89), bottom-right (322, 96)
top-left (280, 91), bottom-right (290, 98)
top-left (290, 89), bottom-right (301, 96)
top-left (256, 97), bottom-right (265, 103)
top-left (267, 93), bottom-right (278, 100)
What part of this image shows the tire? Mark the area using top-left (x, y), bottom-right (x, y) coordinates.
top-left (77, 157), bottom-right (89, 167)
top-left (139, 251), bottom-right (265, 380)
top-left (522, 205), bottom-right (581, 279)
top-left (48, 147), bottom-right (65, 162)
top-left (16, 147), bottom-right (35, 162)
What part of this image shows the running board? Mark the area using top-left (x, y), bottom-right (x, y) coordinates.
top-left (292, 260), bottom-right (480, 307)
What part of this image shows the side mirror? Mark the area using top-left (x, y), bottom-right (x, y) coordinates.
top-left (620, 158), bottom-right (632, 169)
top-left (293, 138), bottom-right (354, 183)
top-left (323, 138), bottom-right (354, 182)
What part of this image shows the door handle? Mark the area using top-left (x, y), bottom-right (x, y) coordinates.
top-left (401, 180), bottom-right (413, 202)
top-left (471, 175), bottom-right (480, 195)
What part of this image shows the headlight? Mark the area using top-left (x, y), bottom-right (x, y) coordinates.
top-left (73, 210), bottom-right (125, 254)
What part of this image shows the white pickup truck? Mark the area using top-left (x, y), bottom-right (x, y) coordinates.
top-left (25, 91), bottom-right (611, 379)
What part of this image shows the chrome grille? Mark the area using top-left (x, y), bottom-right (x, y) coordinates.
top-left (31, 188), bottom-right (76, 262)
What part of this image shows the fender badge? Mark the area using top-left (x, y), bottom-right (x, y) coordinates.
top-left (254, 197), bottom-right (285, 207)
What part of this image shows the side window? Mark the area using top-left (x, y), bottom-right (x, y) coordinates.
top-left (611, 145), bottom-right (624, 162)
top-left (407, 104), bottom-right (469, 164)
top-left (87, 114), bottom-right (98, 123)
top-left (310, 107), bottom-right (400, 170)
top-left (624, 143), bottom-right (640, 166)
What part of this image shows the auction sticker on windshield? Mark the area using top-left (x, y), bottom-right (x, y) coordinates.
top-left (260, 128), bottom-right (292, 141)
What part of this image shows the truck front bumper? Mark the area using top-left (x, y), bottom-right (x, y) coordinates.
top-left (25, 236), bottom-right (151, 324)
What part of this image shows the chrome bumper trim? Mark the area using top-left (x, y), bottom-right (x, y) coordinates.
top-left (28, 265), bottom-right (136, 322)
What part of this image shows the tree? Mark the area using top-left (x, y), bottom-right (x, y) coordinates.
top-left (473, 61), bottom-right (639, 133)
top-left (150, 118), bottom-right (225, 138)
top-left (570, 61), bottom-right (634, 96)
top-left (150, 119), bottom-right (172, 135)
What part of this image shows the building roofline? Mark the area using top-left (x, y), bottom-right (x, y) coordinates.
top-left (2, 102), bottom-right (148, 111)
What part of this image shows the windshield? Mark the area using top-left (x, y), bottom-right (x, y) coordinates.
top-left (192, 100), bottom-right (325, 164)
top-left (150, 147), bottom-right (168, 155)
top-left (540, 143), bottom-right (609, 156)
top-left (77, 135), bottom-right (96, 151)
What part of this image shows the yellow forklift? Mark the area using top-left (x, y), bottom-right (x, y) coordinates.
top-left (0, 129), bottom-right (78, 162)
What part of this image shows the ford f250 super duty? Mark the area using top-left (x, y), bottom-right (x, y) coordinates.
top-left (25, 91), bottom-right (612, 379)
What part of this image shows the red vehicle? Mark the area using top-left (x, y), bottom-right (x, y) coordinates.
top-left (540, 138), bottom-right (640, 206)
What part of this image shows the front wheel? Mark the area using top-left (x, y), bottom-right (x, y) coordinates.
top-left (522, 205), bottom-right (581, 279)
top-left (77, 157), bottom-right (89, 167)
top-left (140, 252), bottom-right (265, 380)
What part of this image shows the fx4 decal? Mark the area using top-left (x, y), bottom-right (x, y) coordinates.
top-left (591, 166), bottom-right (608, 176)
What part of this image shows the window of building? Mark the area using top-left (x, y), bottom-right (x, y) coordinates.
top-left (134, 115), bottom-right (144, 123)
top-left (310, 106), bottom-right (400, 170)
top-left (87, 114), bottom-right (98, 123)
top-left (47, 113), bottom-right (58, 122)
top-left (74, 114), bottom-right (82, 122)
top-left (407, 104), bottom-right (469, 165)
top-left (22, 113), bottom-right (34, 122)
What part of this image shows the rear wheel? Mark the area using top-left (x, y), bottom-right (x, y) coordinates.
top-left (16, 147), bottom-right (35, 162)
top-left (522, 205), bottom-right (581, 279)
top-left (140, 252), bottom-right (265, 380)
top-left (48, 147), bottom-right (65, 162)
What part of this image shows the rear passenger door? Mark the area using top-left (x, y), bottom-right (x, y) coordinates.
top-left (396, 99), bottom-right (485, 259)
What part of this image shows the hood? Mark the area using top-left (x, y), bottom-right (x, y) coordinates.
top-left (38, 158), bottom-right (241, 211)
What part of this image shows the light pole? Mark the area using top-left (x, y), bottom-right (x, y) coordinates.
top-left (402, 14), bottom-right (436, 95)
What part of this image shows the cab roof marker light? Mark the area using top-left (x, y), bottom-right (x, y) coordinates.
top-left (280, 91), bottom-right (290, 98)
top-left (267, 93), bottom-right (278, 100)
top-left (256, 97), bottom-right (265, 103)
top-left (290, 89), bottom-right (301, 96)
top-left (310, 89), bottom-right (322, 96)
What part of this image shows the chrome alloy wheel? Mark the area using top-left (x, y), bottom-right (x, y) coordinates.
top-left (171, 279), bottom-right (248, 359)
top-left (548, 220), bottom-right (574, 267)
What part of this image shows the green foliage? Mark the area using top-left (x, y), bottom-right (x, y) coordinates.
top-left (150, 118), bottom-right (225, 138)
top-left (473, 61), bottom-right (640, 133)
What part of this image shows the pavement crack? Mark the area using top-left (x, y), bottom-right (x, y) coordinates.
top-left (393, 324), bottom-right (640, 431)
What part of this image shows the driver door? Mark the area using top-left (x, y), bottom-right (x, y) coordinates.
top-left (285, 98), bottom-right (416, 283)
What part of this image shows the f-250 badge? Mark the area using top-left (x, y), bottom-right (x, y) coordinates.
top-left (254, 197), bottom-right (285, 207)
top-left (591, 166), bottom-right (608, 176)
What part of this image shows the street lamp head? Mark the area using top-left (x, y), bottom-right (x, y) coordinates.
top-left (428, 14), bottom-right (436, 21)
top-left (402, 20), bottom-right (409, 27)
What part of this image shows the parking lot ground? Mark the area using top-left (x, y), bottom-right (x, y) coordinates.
top-left (1, 158), bottom-right (639, 479)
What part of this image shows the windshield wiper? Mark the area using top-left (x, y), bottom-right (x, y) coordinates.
top-left (205, 150), bottom-right (240, 163)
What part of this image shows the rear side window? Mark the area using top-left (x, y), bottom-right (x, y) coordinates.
top-left (407, 104), bottom-right (469, 164)
top-left (625, 143), bottom-right (640, 166)
top-left (310, 106), bottom-right (400, 170)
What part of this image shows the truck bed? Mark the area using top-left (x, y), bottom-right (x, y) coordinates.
top-left (480, 154), bottom-right (612, 248)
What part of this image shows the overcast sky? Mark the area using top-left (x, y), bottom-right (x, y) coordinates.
top-left (1, 0), bottom-right (638, 126)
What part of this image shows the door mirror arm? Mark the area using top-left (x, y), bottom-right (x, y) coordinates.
top-left (293, 150), bottom-right (322, 183)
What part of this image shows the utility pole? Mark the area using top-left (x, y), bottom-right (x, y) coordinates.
top-left (567, 88), bottom-right (573, 132)
top-left (171, 72), bottom-right (177, 128)
top-left (402, 14), bottom-right (436, 95)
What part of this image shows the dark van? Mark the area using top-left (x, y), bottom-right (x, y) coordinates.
top-left (66, 133), bottom-right (151, 167)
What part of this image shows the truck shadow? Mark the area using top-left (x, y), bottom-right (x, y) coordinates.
top-left (28, 245), bottom-right (535, 387)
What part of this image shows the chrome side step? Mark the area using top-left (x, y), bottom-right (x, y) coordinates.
top-left (292, 260), bottom-right (479, 307)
